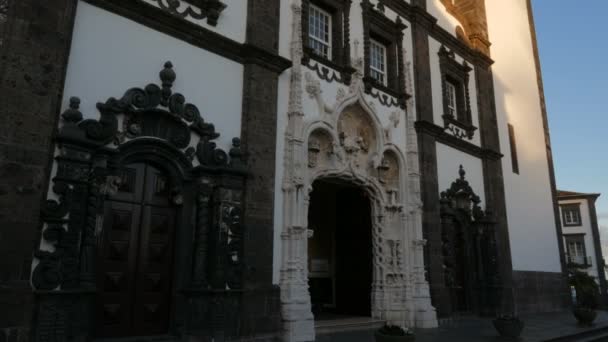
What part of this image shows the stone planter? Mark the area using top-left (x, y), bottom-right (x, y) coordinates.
top-left (374, 331), bottom-right (415, 342)
top-left (492, 318), bottom-right (524, 339)
top-left (573, 307), bottom-right (597, 326)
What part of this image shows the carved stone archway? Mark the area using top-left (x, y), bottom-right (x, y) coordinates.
top-left (280, 4), bottom-right (437, 341)
top-left (31, 62), bottom-right (248, 342)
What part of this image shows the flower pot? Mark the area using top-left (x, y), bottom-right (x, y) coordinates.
top-left (374, 331), bottom-right (415, 342)
top-left (492, 318), bottom-right (524, 339)
top-left (573, 307), bottom-right (597, 326)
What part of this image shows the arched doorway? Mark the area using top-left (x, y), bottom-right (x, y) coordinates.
top-left (96, 162), bottom-right (177, 337)
top-left (307, 178), bottom-right (373, 320)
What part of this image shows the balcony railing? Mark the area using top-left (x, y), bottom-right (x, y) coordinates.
top-left (566, 255), bottom-right (592, 268)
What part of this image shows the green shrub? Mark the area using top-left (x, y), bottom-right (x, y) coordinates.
top-left (570, 271), bottom-right (600, 309)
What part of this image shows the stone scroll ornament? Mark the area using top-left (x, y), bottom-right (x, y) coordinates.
top-left (32, 61), bottom-right (246, 292)
top-left (148, 0), bottom-right (227, 26)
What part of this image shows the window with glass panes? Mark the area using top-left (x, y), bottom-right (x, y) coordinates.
top-left (308, 5), bottom-right (332, 59)
top-left (369, 39), bottom-right (387, 85)
top-left (445, 81), bottom-right (458, 117)
top-left (562, 205), bottom-right (582, 226)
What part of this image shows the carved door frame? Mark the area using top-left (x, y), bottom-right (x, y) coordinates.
top-left (31, 62), bottom-right (248, 342)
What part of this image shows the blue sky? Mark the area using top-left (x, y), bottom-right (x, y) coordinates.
top-left (532, 1), bottom-right (608, 232)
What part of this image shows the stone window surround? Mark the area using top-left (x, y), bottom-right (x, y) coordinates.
top-left (361, 0), bottom-right (408, 105)
top-left (438, 45), bottom-right (477, 140)
top-left (564, 233), bottom-right (590, 267)
top-left (302, 0), bottom-right (354, 84)
top-left (561, 203), bottom-right (583, 227)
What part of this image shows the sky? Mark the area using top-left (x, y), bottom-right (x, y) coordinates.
top-left (531, 1), bottom-right (608, 236)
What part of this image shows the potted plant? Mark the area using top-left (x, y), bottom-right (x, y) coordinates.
top-left (374, 324), bottom-right (415, 342)
top-left (570, 271), bottom-right (600, 326)
top-left (492, 314), bottom-right (524, 339)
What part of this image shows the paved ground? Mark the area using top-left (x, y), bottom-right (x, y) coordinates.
top-left (317, 311), bottom-right (608, 342)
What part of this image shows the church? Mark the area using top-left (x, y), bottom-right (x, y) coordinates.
top-left (0, 0), bottom-right (569, 341)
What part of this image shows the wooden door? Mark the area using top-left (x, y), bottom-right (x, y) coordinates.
top-left (96, 163), bottom-right (177, 338)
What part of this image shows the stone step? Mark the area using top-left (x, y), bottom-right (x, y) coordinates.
top-left (315, 316), bottom-right (386, 336)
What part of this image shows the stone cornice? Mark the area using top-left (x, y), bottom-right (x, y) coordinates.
top-left (380, 0), bottom-right (494, 67)
top-left (415, 120), bottom-right (502, 161)
top-left (82, 0), bottom-right (291, 73)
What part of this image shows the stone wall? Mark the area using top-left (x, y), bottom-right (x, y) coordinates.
top-left (0, 1), bottom-right (77, 341)
top-left (512, 271), bottom-right (570, 314)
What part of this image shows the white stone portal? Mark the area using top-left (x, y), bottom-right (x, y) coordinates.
top-left (278, 3), bottom-right (437, 341)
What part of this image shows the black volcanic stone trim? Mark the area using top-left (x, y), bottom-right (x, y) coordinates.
top-left (474, 63), bottom-right (515, 314)
top-left (302, 0), bottom-right (354, 85)
top-left (0, 0), bottom-right (79, 337)
top-left (586, 198), bottom-right (608, 307)
top-left (512, 271), bottom-right (569, 314)
top-left (415, 120), bottom-right (502, 161)
top-left (82, 0), bottom-right (291, 74)
top-left (379, 0), bottom-right (493, 68)
top-left (237, 0), bottom-right (282, 338)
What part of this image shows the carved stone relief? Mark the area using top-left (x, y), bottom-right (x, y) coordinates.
top-left (144, 0), bottom-right (227, 26)
top-left (31, 61), bottom-right (247, 341)
top-left (279, 3), bottom-right (438, 340)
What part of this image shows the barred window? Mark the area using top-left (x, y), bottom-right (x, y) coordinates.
top-left (308, 5), bottom-right (332, 59)
top-left (369, 39), bottom-right (387, 85)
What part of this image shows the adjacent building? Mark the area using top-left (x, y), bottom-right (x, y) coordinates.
top-left (0, 0), bottom-right (570, 341)
top-left (557, 190), bottom-right (607, 304)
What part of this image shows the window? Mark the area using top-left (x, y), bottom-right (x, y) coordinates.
top-left (445, 81), bottom-right (458, 117)
top-left (361, 1), bottom-right (409, 108)
top-left (301, 0), bottom-right (354, 84)
top-left (438, 45), bottom-right (476, 140)
top-left (508, 124), bottom-right (519, 174)
top-left (308, 5), bottom-right (332, 59)
top-left (565, 235), bottom-right (590, 266)
top-left (562, 205), bottom-right (582, 226)
top-left (369, 39), bottom-right (387, 85)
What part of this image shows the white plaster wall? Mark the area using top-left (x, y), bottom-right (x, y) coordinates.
top-left (272, 0), bottom-right (417, 284)
top-left (428, 37), bottom-right (481, 146)
top-left (62, 1), bottom-right (244, 151)
top-left (142, 0), bottom-right (248, 43)
top-left (486, 0), bottom-right (561, 272)
top-left (436, 143), bottom-right (485, 206)
top-left (560, 199), bottom-right (599, 279)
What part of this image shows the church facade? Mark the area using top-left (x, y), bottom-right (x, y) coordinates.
top-left (0, 0), bottom-right (569, 341)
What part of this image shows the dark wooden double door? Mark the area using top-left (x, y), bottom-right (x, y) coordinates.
top-left (96, 163), bottom-right (177, 338)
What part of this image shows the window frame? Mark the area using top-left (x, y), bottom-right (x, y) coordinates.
top-left (361, 2), bottom-right (409, 109)
top-left (564, 234), bottom-right (590, 267)
top-left (561, 204), bottom-right (583, 227)
top-left (438, 45), bottom-right (477, 140)
top-left (308, 4), bottom-right (333, 60)
top-left (369, 38), bottom-right (388, 86)
top-left (301, 0), bottom-right (354, 84)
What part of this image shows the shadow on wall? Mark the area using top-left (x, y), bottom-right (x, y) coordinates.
top-left (431, 0), bottom-right (569, 315)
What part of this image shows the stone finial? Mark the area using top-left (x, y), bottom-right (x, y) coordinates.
top-left (459, 165), bottom-right (466, 180)
top-left (159, 61), bottom-right (176, 105)
top-left (62, 97), bottom-right (83, 123)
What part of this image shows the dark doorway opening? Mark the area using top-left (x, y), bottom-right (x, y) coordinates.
top-left (96, 163), bottom-right (177, 338)
top-left (307, 179), bottom-right (373, 320)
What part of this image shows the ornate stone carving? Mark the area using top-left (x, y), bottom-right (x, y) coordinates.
top-left (146, 0), bottom-right (227, 26)
top-left (280, 12), bottom-right (438, 333)
top-left (439, 166), bottom-right (499, 315)
top-left (32, 61), bottom-right (247, 341)
top-left (439, 0), bottom-right (491, 56)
